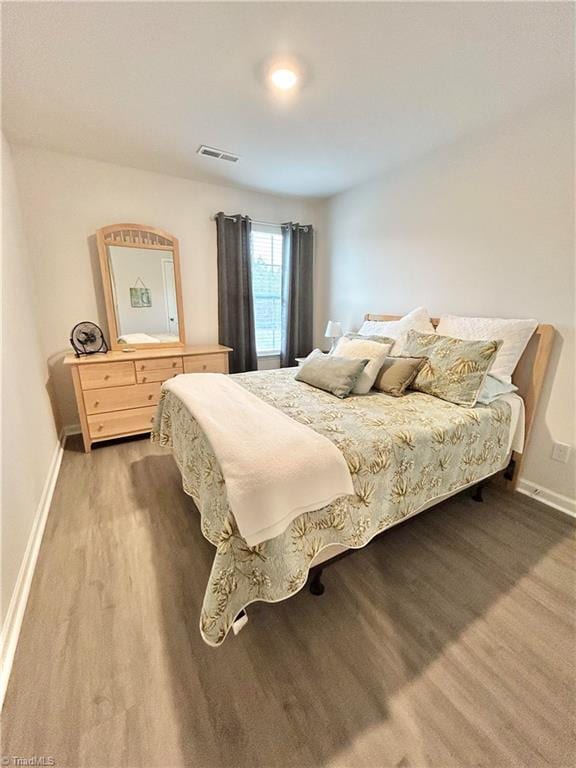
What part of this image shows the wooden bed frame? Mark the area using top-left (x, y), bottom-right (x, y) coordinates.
top-left (304, 314), bottom-right (555, 597)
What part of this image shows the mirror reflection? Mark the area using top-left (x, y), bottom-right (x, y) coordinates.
top-left (107, 245), bottom-right (180, 345)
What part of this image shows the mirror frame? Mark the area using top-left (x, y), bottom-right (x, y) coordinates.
top-left (96, 223), bottom-right (186, 350)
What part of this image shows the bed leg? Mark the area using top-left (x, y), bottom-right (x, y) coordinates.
top-left (309, 567), bottom-right (325, 596)
top-left (471, 483), bottom-right (485, 503)
top-left (504, 457), bottom-right (516, 482)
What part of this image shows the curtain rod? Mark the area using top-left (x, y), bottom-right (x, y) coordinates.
top-left (211, 214), bottom-right (310, 230)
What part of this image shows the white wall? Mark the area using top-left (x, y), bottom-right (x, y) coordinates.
top-left (318, 90), bottom-right (575, 501)
top-left (10, 147), bottom-right (321, 429)
top-left (1, 136), bottom-right (59, 625)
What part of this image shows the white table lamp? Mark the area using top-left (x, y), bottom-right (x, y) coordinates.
top-left (325, 321), bottom-right (343, 353)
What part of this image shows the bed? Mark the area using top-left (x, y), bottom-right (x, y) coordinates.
top-left (151, 315), bottom-right (554, 646)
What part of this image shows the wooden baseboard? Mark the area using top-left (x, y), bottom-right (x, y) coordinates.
top-left (516, 479), bottom-right (576, 518)
top-left (0, 432), bottom-right (66, 707)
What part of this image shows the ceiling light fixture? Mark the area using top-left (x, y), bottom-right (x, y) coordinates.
top-left (270, 67), bottom-right (299, 91)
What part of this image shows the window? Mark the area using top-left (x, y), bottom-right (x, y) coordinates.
top-left (250, 225), bottom-right (283, 355)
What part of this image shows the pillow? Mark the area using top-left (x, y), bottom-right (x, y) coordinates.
top-left (344, 332), bottom-right (395, 346)
top-left (436, 315), bottom-right (537, 383)
top-left (476, 374), bottom-right (518, 405)
top-left (403, 330), bottom-right (501, 407)
top-left (333, 336), bottom-right (393, 394)
top-left (358, 307), bottom-right (436, 354)
top-left (295, 350), bottom-right (369, 398)
top-left (373, 356), bottom-right (427, 397)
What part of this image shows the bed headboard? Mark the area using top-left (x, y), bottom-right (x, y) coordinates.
top-left (364, 314), bottom-right (555, 488)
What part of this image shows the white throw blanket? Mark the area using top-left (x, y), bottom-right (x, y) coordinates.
top-left (118, 333), bottom-right (159, 344)
top-left (164, 373), bottom-right (355, 546)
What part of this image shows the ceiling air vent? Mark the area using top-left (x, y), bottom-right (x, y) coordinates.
top-left (197, 145), bottom-right (239, 163)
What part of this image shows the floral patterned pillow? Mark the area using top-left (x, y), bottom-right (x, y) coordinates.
top-left (404, 330), bottom-right (501, 407)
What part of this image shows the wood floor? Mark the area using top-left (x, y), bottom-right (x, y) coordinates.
top-left (2, 434), bottom-right (575, 768)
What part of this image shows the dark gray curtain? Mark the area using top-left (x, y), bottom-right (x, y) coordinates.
top-left (280, 223), bottom-right (314, 367)
top-left (216, 212), bottom-right (258, 373)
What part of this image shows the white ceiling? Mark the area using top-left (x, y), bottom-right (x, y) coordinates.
top-left (2, 1), bottom-right (573, 198)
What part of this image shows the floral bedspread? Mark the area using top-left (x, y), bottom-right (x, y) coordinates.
top-left (151, 368), bottom-right (511, 646)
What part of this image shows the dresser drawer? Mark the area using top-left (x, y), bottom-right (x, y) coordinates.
top-left (79, 361), bottom-right (136, 390)
top-left (136, 366), bottom-right (182, 384)
top-left (87, 405), bottom-right (158, 439)
top-left (135, 356), bottom-right (182, 373)
top-left (184, 353), bottom-right (228, 374)
top-left (84, 382), bottom-right (161, 415)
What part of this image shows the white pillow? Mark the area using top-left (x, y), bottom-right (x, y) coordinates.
top-left (303, 348), bottom-right (324, 362)
top-left (436, 315), bottom-right (537, 382)
top-left (476, 374), bottom-right (518, 405)
top-left (358, 307), bottom-right (436, 354)
top-left (333, 336), bottom-right (392, 394)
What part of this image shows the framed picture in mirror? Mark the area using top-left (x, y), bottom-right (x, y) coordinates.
top-left (130, 283), bottom-right (152, 308)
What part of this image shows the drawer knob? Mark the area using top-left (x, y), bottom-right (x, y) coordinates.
top-left (104, 374), bottom-right (110, 380)
top-left (94, 400), bottom-right (100, 408)
top-left (202, 364), bottom-right (207, 371)
top-left (150, 417), bottom-right (154, 423)
top-left (172, 361), bottom-right (177, 368)
top-left (142, 377), bottom-right (147, 383)
top-left (148, 394), bottom-right (153, 400)
top-left (140, 365), bottom-right (145, 371)
top-left (97, 424), bottom-right (103, 431)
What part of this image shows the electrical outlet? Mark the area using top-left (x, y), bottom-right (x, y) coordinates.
top-left (551, 442), bottom-right (571, 463)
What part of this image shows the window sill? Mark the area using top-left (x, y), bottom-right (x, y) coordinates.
top-left (257, 352), bottom-right (281, 358)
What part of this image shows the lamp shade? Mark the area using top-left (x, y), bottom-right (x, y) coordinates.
top-left (324, 321), bottom-right (343, 338)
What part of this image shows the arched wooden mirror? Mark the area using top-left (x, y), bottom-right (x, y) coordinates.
top-left (97, 224), bottom-right (185, 350)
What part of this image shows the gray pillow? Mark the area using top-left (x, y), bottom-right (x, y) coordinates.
top-left (373, 356), bottom-right (427, 396)
top-left (295, 350), bottom-right (369, 398)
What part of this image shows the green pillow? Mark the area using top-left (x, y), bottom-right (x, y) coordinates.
top-left (295, 350), bottom-right (369, 398)
top-left (403, 330), bottom-right (501, 407)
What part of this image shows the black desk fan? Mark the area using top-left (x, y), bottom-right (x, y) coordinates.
top-left (70, 321), bottom-right (109, 357)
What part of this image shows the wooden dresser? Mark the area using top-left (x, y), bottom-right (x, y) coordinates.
top-left (64, 344), bottom-right (232, 452)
